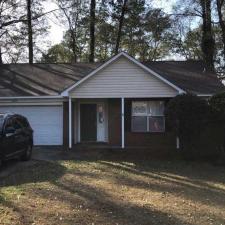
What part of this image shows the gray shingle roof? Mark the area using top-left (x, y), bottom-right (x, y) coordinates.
top-left (0, 60), bottom-right (224, 97)
top-left (143, 60), bottom-right (225, 95)
top-left (0, 63), bottom-right (100, 96)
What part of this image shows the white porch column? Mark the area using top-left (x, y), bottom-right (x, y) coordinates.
top-left (121, 97), bottom-right (125, 149)
top-left (69, 97), bottom-right (72, 149)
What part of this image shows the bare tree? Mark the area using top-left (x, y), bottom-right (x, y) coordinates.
top-left (57, 0), bottom-right (85, 62)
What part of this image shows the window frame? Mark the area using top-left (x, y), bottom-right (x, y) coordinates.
top-left (131, 101), bottom-right (165, 133)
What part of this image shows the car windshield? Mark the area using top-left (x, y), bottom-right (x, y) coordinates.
top-left (0, 115), bottom-right (4, 132)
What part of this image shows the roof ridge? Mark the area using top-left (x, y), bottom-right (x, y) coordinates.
top-left (0, 62), bottom-right (102, 66)
top-left (142, 60), bottom-right (204, 63)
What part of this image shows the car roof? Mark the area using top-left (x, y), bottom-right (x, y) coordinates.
top-left (0, 112), bottom-right (24, 119)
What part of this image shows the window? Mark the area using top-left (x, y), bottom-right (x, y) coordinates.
top-left (0, 115), bottom-right (4, 132)
top-left (5, 118), bottom-right (13, 130)
top-left (13, 117), bottom-right (23, 130)
top-left (131, 101), bottom-right (165, 132)
top-left (19, 117), bottom-right (29, 128)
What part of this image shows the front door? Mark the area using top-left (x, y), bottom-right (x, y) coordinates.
top-left (80, 104), bottom-right (97, 142)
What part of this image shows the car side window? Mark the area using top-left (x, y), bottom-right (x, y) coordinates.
top-left (20, 118), bottom-right (29, 128)
top-left (5, 118), bottom-right (13, 130)
top-left (13, 117), bottom-right (23, 130)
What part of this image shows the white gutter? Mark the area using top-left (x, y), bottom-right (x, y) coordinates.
top-left (197, 94), bottom-right (213, 97)
top-left (0, 95), bottom-right (63, 100)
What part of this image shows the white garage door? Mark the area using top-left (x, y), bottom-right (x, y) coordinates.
top-left (0, 105), bottom-right (63, 145)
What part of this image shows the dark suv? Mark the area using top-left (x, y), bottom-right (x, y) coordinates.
top-left (0, 113), bottom-right (33, 166)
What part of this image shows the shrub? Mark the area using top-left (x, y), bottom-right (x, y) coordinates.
top-left (209, 92), bottom-right (225, 117)
top-left (209, 92), bottom-right (225, 153)
top-left (165, 94), bottom-right (212, 158)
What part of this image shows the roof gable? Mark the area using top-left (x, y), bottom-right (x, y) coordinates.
top-left (61, 52), bottom-right (184, 96)
top-left (67, 54), bottom-right (180, 98)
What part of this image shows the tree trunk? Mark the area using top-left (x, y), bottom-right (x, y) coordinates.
top-left (216, 0), bottom-right (225, 60)
top-left (0, 47), bottom-right (2, 64)
top-left (27, 0), bottom-right (33, 64)
top-left (69, 28), bottom-right (77, 63)
top-left (200, 0), bottom-right (215, 72)
top-left (115, 0), bottom-right (128, 55)
top-left (89, 0), bottom-right (95, 62)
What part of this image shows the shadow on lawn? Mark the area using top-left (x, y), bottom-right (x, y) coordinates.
top-left (0, 160), bottom-right (67, 224)
top-left (0, 160), bottom-right (66, 187)
top-left (0, 148), bottom-right (225, 224)
top-left (68, 148), bottom-right (225, 209)
top-left (39, 177), bottom-right (194, 225)
top-left (99, 160), bottom-right (225, 208)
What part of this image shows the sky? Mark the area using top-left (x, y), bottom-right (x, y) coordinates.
top-left (43, 0), bottom-right (176, 47)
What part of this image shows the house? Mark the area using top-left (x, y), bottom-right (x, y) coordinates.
top-left (0, 52), bottom-right (224, 151)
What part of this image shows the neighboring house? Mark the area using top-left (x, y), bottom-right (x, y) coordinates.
top-left (0, 52), bottom-right (224, 151)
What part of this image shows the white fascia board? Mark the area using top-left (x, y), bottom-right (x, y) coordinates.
top-left (197, 94), bottom-right (213, 97)
top-left (0, 95), bottom-right (63, 100)
top-left (0, 102), bottom-right (63, 106)
top-left (61, 52), bottom-right (185, 97)
top-left (71, 94), bottom-right (177, 99)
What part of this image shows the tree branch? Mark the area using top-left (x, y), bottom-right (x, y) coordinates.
top-left (0, 8), bottom-right (59, 29)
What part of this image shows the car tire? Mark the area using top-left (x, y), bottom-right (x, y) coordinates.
top-left (21, 144), bottom-right (33, 161)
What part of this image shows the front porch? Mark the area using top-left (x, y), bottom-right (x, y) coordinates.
top-left (64, 98), bottom-right (176, 152)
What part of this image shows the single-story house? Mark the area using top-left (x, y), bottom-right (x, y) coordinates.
top-left (0, 52), bottom-right (224, 151)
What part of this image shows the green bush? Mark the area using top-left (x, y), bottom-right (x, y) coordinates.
top-left (165, 94), bottom-right (216, 158)
top-left (209, 92), bottom-right (225, 153)
top-left (209, 92), bottom-right (225, 117)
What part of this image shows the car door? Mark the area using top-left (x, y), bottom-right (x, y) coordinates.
top-left (13, 116), bottom-right (26, 152)
top-left (18, 116), bottom-right (30, 150)
top-left (3, 117), bottom-right (16, 157)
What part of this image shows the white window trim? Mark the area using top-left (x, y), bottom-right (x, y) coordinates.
top-left (131, 101), bottom-right (165, 133)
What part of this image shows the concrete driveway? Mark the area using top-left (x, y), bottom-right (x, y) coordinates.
top-left (0, 147), bottom-right (65, 179)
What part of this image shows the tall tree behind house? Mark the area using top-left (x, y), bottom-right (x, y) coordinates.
top-left (114, 0), bottom-right (128, 54)
top-left (171, 0), bottom-right (215, 71)
top-left (0, 0), bottom-right (27, 63)
top-left (200, 0), bottom-right (215, 72)
top-left (42, 0), bottom-right (172, 62)
top-left (89, 0), bottom-right (96, 62)
top-left (216, 0), bottom-right (225, 60)
top-left (57, 0), bottom-right (87, 62)
top-left (27, 0), bottom-right (33, 64)
top-left (95, 2), bottom-right (116, 60)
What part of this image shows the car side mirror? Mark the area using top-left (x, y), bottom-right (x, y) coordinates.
top-left (5, 126), bottom-right (15, 137)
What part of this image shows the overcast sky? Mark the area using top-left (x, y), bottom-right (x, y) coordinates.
top-left (43, 0), bottom-right (176, 46)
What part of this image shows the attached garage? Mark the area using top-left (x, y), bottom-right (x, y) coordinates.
top-left (0, 105), bottom-right (63, 145)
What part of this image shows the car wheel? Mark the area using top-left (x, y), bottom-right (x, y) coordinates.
top-left (21, 144), bottom-right (32, 161)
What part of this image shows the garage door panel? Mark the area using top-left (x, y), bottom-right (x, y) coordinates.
top-left (0, 106), bottom-right (63, 145)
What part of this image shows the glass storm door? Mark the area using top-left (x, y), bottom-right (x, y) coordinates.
top-left (97, 103), bottom-right (106, 142)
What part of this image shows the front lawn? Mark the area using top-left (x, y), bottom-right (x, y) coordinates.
top-left (0, 151), bottom-right (225, 225)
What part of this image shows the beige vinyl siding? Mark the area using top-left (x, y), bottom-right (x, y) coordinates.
top-left (70, 56), bottom-right (178, 98)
